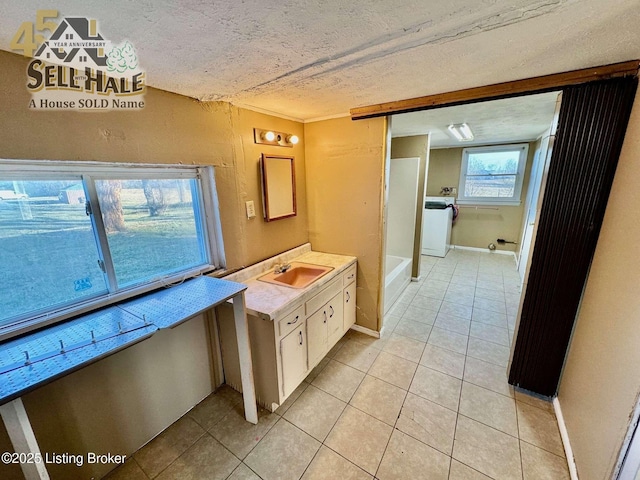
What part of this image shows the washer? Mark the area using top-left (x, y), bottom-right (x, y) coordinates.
top-left (422, 196), bottom-right (455, 257)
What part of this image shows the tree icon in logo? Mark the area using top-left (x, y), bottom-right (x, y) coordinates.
top-left (106, 41), bottom-right (138, 73)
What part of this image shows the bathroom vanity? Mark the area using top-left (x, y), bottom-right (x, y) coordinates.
top-left (217, 245), bottom-right (356, 411)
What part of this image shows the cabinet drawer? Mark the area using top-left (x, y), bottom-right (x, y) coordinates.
top-left (343, 263), bottom-right (357, 286)
top-left (306, 277), bottom-right (342, 316)
top-left (278, 305), bottom-right (305, 338)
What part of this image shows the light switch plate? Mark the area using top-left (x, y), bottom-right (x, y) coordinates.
top-left (246, 200), bottom-right (256, 219)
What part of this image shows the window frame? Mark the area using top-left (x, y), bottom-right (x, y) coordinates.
top-left (0, 159), bottom-right (226, 341)
top-left (457, 143), bottom-right (529, 206)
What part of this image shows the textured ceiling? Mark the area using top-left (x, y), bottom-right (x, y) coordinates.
top-left (0, 0), bottom-right (638, 120)
top-left (392, 92), bottom-right (560, 148)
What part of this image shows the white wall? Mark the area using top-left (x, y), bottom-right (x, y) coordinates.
top-left (386, 157), bottom-right (420, 259)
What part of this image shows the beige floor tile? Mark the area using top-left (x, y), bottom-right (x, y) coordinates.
top-left (284, 385), bottom-right (346, 441)
top-left (388, 301), bottom-right (409, 317)
top-left (464, 356), bottom-right (513, 398)
top-left (449, 460), bottom-right (492, 479)
top-left (450, 276), bottom-right (478, 287)
top-left (409, 365), bottom-right (462, 411)
top-left (520, 440), bottom-right (570, 479)
top-left (434, 313), bottom-right (471, 335)
top-left (410, 295), bottom-right (443, 311)
top-left (416, 287), bottom-right (447, 300)
top-left (382, 315), bottom-right (401, 331)
top-left (420, 344), bottom-right (465, 379)
top-left (419, 279), bottom-right (449, 292)
top-left (382, 333), bottom-right (426, 363)
top-left (228, 463), bottom-right (261, 480)
top-left (439, 301), bottom-right (473, 320)
top-left (325, 406), bottom-right (392, 475)
top-left (367, 351), bottom-right (418, 390)
top-left (473, 297), bottom-right (506, 315)
top-left (210, 403), bottom-right (279, 459)
top-left (311, 359), bottom-right (365, 402)
top-left (345, 330), bottom-right (386, 349)
top-left (444, 291), bottom-right (475, 306)
top-left (427, 327), bottom-right (468, 355)
top-left (134, 415), bottom-right (205, 478)
top-left (453, 416), bottom-right (522, 480)
top-left (305, 357), bottom-right (330, 383)
top-left (459, 382), bottom-right (518, 436)
top-left (394, 318), bottom-right (432, 342)
top-left (402, 305), bottom-right (438, 325)
top-left (466, 337), bottom-right (510, 367)
top-left (396, 392), bottom-right (457, 455)
top-left (377, 430), bottom-right (450, 480)
top-left (188, 385), bottom-right (242, 430)
top-left (244, 419), bottom-right (320, 480)
top-left (333, 339), bottom-right (381, 372)
top-left (474, 287), bottom-right (505, 302)
top-left (471, 307), bottom-right (508, 328)
top-left (156, 435), bottom-right (239, 480)
top-left (350, 375), bottom-right (406, 426)
top-left (326, 336), bottom-right (347, 358)
top-left (276, 381), bottom-right (308, 415)
top-left (103, 459), bottom-right (148, 480)
top-left (470, 322), bottom-right (510, 347)
top-left (429, 272), bottom-right (453, 283)
top-left (517, 401), bottom-right (564, 457)
top-left (301, 445), bottom-right (372, 480)
top-left (515, 390), bottom-right (554, 412)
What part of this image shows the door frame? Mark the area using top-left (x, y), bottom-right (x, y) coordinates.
top-left (354, 60), bottom-right (639, 393)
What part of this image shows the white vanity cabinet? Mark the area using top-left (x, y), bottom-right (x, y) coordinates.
top-left (217, 258), bottom-right (357, 411)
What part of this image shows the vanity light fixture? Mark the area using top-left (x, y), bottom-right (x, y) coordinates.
top-left (447, 123), bottom-right (474, 142)
top-left (254, 128), bottom-right (299, 147)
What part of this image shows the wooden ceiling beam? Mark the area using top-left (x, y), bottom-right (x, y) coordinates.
top-left (350, 60), bottom-right (640, 120)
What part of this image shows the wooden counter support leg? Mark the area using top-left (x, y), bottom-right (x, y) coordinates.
top-left (232, 292), bottom-right (258, 424)
top-left (0, 398), bottom-right (49, 480)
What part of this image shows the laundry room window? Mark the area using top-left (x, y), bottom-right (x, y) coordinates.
top-left (457, 144), bottom-right (529, 205)
top-left (0, 161), bottom-right (225, 340)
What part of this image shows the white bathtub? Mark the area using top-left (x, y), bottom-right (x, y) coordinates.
top-left (384, 255), bottom-right (412, 315)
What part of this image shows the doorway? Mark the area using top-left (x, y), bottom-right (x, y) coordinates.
top-left (378, 73), bottom-right (638, 397)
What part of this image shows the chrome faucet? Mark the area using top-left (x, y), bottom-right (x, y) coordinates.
top-left (274, 263), bottom-right (292, 273)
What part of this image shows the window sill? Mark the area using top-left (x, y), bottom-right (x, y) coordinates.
top-left (456, 200), bottom-right (522, 207)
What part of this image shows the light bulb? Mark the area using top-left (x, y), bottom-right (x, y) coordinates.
top-left (263, 131), bottom-right (276, 142)
top-left (287, 135), bottom-right (299, 145)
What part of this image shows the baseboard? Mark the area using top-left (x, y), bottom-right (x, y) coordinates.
top-left (350, 324), bottom-right (381, 338)
top-left (452, 245), bottom-right (518, 259)
top-left (553, 397), bottom-right (579, 480)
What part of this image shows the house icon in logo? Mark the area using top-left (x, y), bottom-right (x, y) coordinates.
top-left (34, 17), bottom-right (107, 67)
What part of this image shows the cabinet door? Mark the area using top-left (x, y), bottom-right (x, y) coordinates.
top-left (307, 307), bottom-right (328, 369)
top-left (343, 283), bottom-right (356, 332)
top-left (327, 291), bottom-right (345, 348)
top-left (280, 325), bottom-right (307, 398)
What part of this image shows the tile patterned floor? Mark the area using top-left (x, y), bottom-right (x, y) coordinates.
top-left (105, 250), bottom-right (570, 480)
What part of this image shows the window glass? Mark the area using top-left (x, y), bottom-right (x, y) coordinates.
top-left (0, 179), bottom-right (107, 326)
top-left (95, 178), bottom-right (208, 287)
top-left (0, 164), bottom-right (223, 339)
top-left (459, 145), bottom-right (528, 204)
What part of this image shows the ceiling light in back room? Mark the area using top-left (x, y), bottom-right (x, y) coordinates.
top-left (448, 123), bottom-right (474, 142)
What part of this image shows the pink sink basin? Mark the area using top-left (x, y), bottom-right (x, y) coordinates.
top-left (258, 262), bottom-right (334, 289)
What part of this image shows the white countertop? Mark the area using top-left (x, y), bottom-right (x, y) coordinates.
top-left (224, 245), bottom-right (356, 321)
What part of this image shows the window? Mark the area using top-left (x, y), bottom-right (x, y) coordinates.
top-left (458, 144), bottom-right (529, 205)
top-left (0, 161), bottom-right (224, 339)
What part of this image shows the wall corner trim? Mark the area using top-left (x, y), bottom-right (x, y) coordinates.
top-left (553, 397), bottom-right (580, 480)
top-left (350, 324), bottom-right (381, 338)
